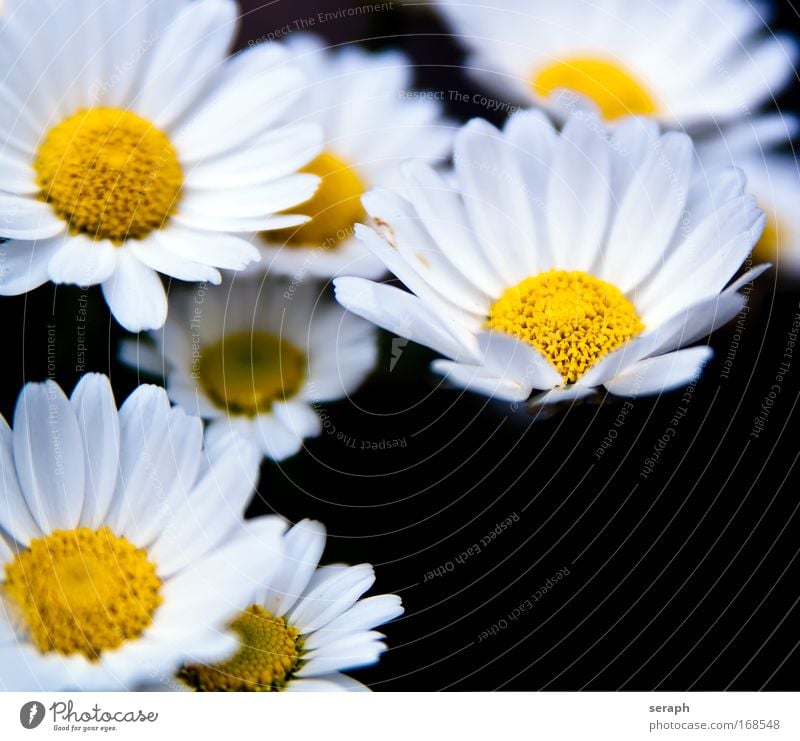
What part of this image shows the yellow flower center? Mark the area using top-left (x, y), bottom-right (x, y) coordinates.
top-left (34, 108), bottom-right (183, 243)
top-left (531, 56), bottom-right (658, 121)
top-left (271, 151), bottom-right (366, 249)
top-left (486, 270), bottom-right (645, 384)
top-left (199, 331), bottom-right (306, 417)
top-left (3, 528), bottom-right (162, 660)
top-left (753, 211), bottom-right (784, 264)
top-left (178, 605), bottom-right (302, 691)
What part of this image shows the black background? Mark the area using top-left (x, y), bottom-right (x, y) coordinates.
top-left (5, 0), bottom-right (800, 690)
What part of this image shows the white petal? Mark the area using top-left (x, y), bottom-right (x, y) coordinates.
top-left (286, 674), bottom-right (369, 692)
top-left (452, 118), bottom-right (539, 285)
top-left (71, 374), bottom-right (120, 529)
top-left (101, 251), bottom-right (168, 332)
top-left (130, 236), bottom-right (222, 284)
top-left (158, 516), bottom-right (286, 631)
top-left (333, 277), bottom-right (476, 363)
top-left (0, 415), bottom-right (41, 544)
top-left (13, 380), bottom-right (85, 533)
top-left (0, 237), bottom-right (64, 295)
top-left (547, 113), bottom-right (610, 270)
top-left (0, 153), bottom-right (38, 195)
top-left (137, 1), bottom-right (238, 129)
top-left (255, 413), bottom-right (303, 461)
top-left (150, 227), bottom-right (260, 271)
top-left (303, 594), bottom-right (403, 651)
top-left (604, 347), bottom-right (714, 397)
top-left (261, 519), bottom-right (326, 618)
top-left (47, 235), bottom-right (118, 286)
top-left (273, 401), bottom-right (322, 440)
top-left (431, 359), bottom-right (531, 402)
top-left (602, 132), bottom-right (694, 292)
top-left (173, 65), bottom-right (305, 162)
top-left (0, 196), bottom-right (65, 240)
top-left (149, 429), bottom-right (262, 578)
top-left (104, 384), bottom-right (172, 536)
top-left (478, 331), bottom-right (562, 390)
top-left (184, 124), bottom-right (323, 190)
top-left (296, 633), bottom-right (386, 677)
top-left (289, 564), bottom-right (375, 634)
top-left (181, 175), bottom-right (319, 219)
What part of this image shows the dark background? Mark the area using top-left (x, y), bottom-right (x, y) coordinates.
top-left (6, 1), bottom-right (800, 690)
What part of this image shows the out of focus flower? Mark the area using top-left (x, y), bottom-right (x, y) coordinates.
top-left (122, 276), bottom-right (377, 461)
top-left (426, 0), bottom-right (797, 128)
top-left (252, 34), bottom-right (452, 280)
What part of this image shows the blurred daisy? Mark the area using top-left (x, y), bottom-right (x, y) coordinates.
top-left (0, 374), bottom-right (286, 690)
top-left (177, 518), bottom-right (403, 691)
top-left (335, 111), bottom-right (766, 408)
top-left (121, 276), bottom-right (377, 461)
top-left (695, 114), bottom-right (800, 278)
top-left (427, 0), bottom-right (797, 127)
top-left (0, 0), bottom-right (322, 331)
top-left (252, 34), bottom-right (451, 280)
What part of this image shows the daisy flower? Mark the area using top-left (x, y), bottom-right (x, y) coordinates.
top-left (426, 0), bottom-right (797, 127)
top-left (0, 374), bottom-right (286, 690)
top-left (250, 33), bottom-right (451, 280)
top-left (177, 518), bottom-right (403, 691)
top-left (695, 114), bottom-right (800, 278)
top-left (334, 110), bottom-right (767, 408)
top-left (121, 275), bottom-right (377, 461)
top-left (0, 0), bottom-right (323, 331)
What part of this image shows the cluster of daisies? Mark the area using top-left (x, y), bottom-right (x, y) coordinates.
top-left (0, 0), bottom-right (796, 690)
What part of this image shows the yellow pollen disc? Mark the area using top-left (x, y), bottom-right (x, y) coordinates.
top-left (270, 151), bottom-right (366, 249)
top-left (179, 605), bottom-right (302, 691)
top-left (752, 211), bottom-right (783, 264)
top-left (34, 108), bottom-right (183, 243)
top-left (486, 270), bottom-right (645, 384)
top-left (531, 56), bottom-right (658, 121)
top-left (199, 331), bottom-right (307, 417)
top-left (3, 527), bottom-right (162, 660)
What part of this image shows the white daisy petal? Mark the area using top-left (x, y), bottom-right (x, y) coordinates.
top-left (184, 124), bottom-right (323, 190)
top-left (150, 227), bottom-right (260, 271)
top-left (288, 564), bottom-right (376, 635)
top-left (273, 401), bottom-right (323, 441)
top-left (47, 234), bottom-right (118, 286)
top-left (12, 380), bottom-right (85, 533)
top-left (602, 132), bottom-right (693, 292)
top-left (334, 276), bottom-right (476, 363)
top-left (101, 251), bottom-right (168, 332)
top-left (478, 331), bottom-right (562, 390)
top-left (71, 374), bottom-right (120, 530)
top-left (130, 236), bottom-right (222, 285)
top-left (431, 359), bottom-right (532, 402)
top-left (255, 413), bottom-right (303, 462)
top-left (136, 0), bottom-right (238, 129)
top-left (286, 675), bottom-right (369, 692)
top-left (0, 196), bottom-right (66, 241)
top-left (0, 237), bottom-right (65, 296)
top-left (0, 154), bottom-right (38, 195)
top-left (604, 346), bottom-right (714, 397)
top-left (260, 519), bottom-right (326, 618)
top-left (0, 415), bottom-right (42, 544)
top-left (296, 632), bottom-right (386, 677)
top-left (303, 594), bottom-right (403, 651)
top-left (547, 113), bottom-right (610, 271)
